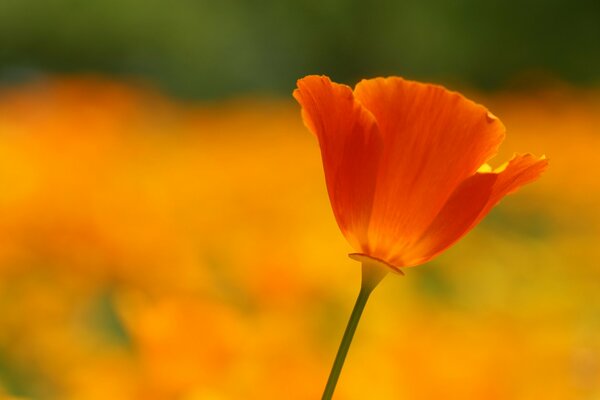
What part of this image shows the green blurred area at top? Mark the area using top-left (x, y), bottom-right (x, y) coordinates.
top-left (0, 0), bottom-right (598, 99)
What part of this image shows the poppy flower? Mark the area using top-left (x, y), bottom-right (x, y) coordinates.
top-left (294, 75), bottom-right (548, 273)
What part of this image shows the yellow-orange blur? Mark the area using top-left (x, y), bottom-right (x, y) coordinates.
top-left (0, 76), bottom-right (598, 399)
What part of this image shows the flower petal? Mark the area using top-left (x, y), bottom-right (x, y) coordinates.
top-left (293, 75), bottom-right (382, 249)
top-left (353, 77), bottom-right (506, 262)
top-left (400, 154), bottom-right (549, 267)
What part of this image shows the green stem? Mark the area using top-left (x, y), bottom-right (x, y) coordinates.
top-left (321, 262), bottom-right (388, 400)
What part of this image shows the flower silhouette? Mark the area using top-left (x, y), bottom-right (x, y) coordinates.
top-left (294, 75), bottom-right (548, 272)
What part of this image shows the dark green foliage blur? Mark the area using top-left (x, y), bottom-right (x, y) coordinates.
top-left (0, 0), bottom-right (598, 98)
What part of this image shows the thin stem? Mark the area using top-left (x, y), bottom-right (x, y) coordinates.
top-left (321, 262), bottom-right (388, 400)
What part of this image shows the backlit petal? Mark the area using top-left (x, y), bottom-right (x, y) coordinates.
top-left (293, 75), bottom-right (382, 249)
top-left (353, 77), bottom-right (506, 262)
top-left (401, 154), bottom-right (548, 266)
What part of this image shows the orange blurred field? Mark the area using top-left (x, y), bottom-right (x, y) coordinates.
top-left (0, 76), bottom-right (599, 399)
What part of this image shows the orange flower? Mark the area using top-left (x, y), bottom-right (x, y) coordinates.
top-left (294, 75), bottom-right (548, 272)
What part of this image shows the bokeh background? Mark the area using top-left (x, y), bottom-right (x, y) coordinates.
top-left (0, 1), bottom-right (599, 399)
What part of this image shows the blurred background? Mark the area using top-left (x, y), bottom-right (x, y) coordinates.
top-left (0, 0), bottom-right (599, 399)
